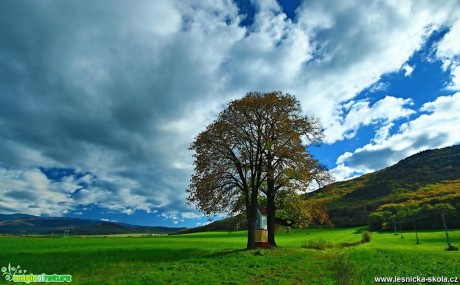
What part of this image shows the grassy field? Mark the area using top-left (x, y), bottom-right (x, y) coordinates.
top-left (0, 228), bottom-right (459, 284)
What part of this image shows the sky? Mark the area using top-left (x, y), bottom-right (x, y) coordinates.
top-left (1, 0), bottom-right (460, 228)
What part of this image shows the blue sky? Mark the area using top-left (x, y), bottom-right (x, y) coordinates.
top-left (1, 0), bottom-right (459, 228)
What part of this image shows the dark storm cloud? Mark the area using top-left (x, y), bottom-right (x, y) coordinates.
top-left (0, 0), bottom-right (220, 213)
top-left (0, 0), bottom-right (208, 164)
top-left (4, 190), bottom-right (36, 201)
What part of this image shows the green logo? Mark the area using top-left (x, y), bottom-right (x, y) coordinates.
top-left (2, 263), bottom-right (72, 283)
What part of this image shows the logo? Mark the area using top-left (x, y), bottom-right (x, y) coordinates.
top-left (2, 263), bottom-right (72, 283)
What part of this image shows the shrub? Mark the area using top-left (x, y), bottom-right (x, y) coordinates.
top-left (368, 211), bottom-right (391, 231)
top-left (301, 239), bottom-right (333, 250)
top-left (338, 241), bottom-right (361, 247)
top-left (361, 231), bottom-right (371, 243)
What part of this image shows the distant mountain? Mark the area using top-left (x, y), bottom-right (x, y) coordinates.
top-left (311, 145), bottom-right (460, 227)
top-left (0, 214), bottom-right (184, 235)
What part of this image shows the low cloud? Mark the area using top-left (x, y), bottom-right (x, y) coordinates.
top-left (325, 96), bottom-right (415, 143)
top-left (402, 64), bottom-right (415, 77)
top-left (332, 92), bottom-right (460, 180)
top-left (101, 218), bottom-right (118, 223)
top-left (0, 168), bottom-right (75, 216)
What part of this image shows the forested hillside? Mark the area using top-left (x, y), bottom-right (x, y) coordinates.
top-left (311, 145), bottom-right (460, 229)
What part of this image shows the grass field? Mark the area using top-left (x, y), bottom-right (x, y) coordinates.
top-left (0, 228), bottom-right (459, 284)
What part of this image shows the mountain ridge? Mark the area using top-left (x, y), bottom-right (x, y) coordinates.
top-left (0, 214), bottom-right (185, 235)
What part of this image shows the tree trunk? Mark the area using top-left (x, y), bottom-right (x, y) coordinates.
top-left (266, 153), bottom-right (277, 248)
top-left (246, 189), bottom-right (258, 249)
top-left (246, 215), bottom-right (256, 249)
top-left (267, 190), bottom-right (277, 247)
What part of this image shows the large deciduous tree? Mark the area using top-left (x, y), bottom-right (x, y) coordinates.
top-left (187, 91), bottom-right (331, 249)
top-left (187, 93), bottom-right (266, 249)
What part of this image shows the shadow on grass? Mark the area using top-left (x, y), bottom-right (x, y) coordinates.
top-left (302, 231), bottom-right (371, 250)
top-left (0, 247), bottom-right (217, 273)
top-left (207, 248), bottom-right (247, 258)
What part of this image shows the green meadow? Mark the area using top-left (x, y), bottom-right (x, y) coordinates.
top-left (1, 228), bottom-right (459, 284)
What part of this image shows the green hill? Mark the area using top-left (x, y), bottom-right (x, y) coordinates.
top-left (178, 215), bottom-right (246, 235)
top-left (311, 145), bottom-right (460, 228)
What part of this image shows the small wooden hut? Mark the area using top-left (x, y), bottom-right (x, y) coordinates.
top-left (255, 206), bottom-right (268, 248)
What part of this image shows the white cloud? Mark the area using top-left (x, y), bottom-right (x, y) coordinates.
top-left (325, 96), bottom-right (415, 143)
top-left (448, 66), bottom-right (460, 90)
top-left (329, 164), bottom-right (364, 182)
top-left (332, 92), bottom-right (460, 180)
top-left (0, 168), bottom-right (75, 216)
top-left (372, 122), bottom-right (395, 144)
top-left (402, 63), bottom-right (415, 77)
top-left (0, 166), bottom-right (169, 216)
top-left (181, 212), bottom-right (203, 219)
top-left (196, 221), bottom-right (211, 226)
top-left (159, 211), bottom-right (203, 221)
top-left (435, 18), bottom-right (460, 70)
top-left (435, 17), bottom-right (460, 90)
top-left (160, 211), bottom-right (179, 220)
top-left (101, 218), bottom-right (118, 223)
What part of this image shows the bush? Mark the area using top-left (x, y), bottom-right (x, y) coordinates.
top-left (361, 231), bottom-right (371, 243)
top-left (338, 241), bottom-right (361, 247)
top-left (368, 211), bottom-right (391, 231)
top-left (301, 240), bottom-right (333, 250)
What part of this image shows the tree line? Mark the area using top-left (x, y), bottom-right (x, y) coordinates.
top-left (368, 202), bottom-right (459, 231)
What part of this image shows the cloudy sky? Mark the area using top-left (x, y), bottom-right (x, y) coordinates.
top-left (1, 0), bottom-right (459, 227)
